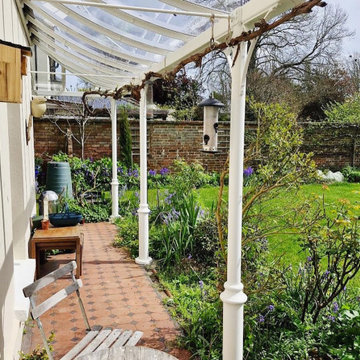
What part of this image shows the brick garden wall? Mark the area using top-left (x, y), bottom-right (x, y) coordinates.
top-left (34, 118), bottom-right (360, 172)
top-left (34, 118), bottom-right (230, 172)
top-left (301, 123), bottom-right (360, 170)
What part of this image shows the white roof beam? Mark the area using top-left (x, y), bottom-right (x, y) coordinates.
top-left (32, 32), bottom-right (134, 76)
top-left (38, 2), bottom-right (177, 55)
top-left (35, 0), bottom-right (229, 18)
top-left (31, 71), bottom-right (133, 78)
top-left (33, 39), bottom-right (134, 88)
top-left (27, 16), bottom-right (147, 72)
top-left (238, 0), bottom-right (304, 28)
top-left (160, 0), bottom-right (227, 16)
top-left (82, 0), bottom-right (193, 41)
top-left (24, 0), bottom-right (157, 65)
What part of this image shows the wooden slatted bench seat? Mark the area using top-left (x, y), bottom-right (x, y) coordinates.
top-left (23, 261), bottom-right (143, 360)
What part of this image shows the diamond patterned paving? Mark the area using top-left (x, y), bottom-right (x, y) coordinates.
top-left (21, 222), bottom-right (190, 359)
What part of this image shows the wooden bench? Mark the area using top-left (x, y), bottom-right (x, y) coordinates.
top-left (23, 261), bottom-right (143, 360)
top-left (77, 346), bottom-right (178, 359)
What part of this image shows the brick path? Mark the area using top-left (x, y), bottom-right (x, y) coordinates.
top-left (22, 222), bottom-right (190, 359)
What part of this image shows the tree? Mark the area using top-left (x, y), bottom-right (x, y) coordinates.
top-left (297, 64), bottom-right (356, 120)
top-left (49, 97), bottom-right (109, 159)
top-left (347, 53), bottom-right (360, 93)
top-left (152, 72), bottom-right (203, 120)
top-left (193, 4), bottom-right (353, 115)
top-left (252, 5), bottom-right (353, 79)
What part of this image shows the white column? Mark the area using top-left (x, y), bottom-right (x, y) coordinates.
top-left (110, 97), bottom-right (119, 220)
top-left (136, 85), bottom-right (152, 265)
top-left (220, 42), bottom-right (248, 360)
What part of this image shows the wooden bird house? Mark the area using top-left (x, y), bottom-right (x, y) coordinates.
top-left (0, 40), bottom-right (32, 103)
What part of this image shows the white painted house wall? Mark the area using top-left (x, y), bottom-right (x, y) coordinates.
top-left (0, 0), bottom-right (36, 359)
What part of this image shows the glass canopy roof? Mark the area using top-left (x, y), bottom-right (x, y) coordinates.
top-left (23, 0), bottom-right (239, 90)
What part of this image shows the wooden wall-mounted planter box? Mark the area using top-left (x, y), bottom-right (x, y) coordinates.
top-left (0, 41), bottom-right (32, 104)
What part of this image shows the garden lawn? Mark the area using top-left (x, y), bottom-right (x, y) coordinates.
top-left (124, 182), bottom-right (360, 271)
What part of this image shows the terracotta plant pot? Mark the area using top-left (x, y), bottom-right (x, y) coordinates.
top-left (41, 219), bottom-right (50, 230)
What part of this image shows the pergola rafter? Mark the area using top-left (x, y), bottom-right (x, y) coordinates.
top-left (32, 30), bottom-right (136, 77)
top-left (77, 0), bottom-right (194, 41)
top-left (24, 1), bottom-right (157, 66)
top-left (27, 17), bottom-right (147, 72)
top-left (44, 2), bottom-right (175, 55)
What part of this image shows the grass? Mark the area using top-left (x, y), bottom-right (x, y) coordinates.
top-left (122, 182), bottom-right (360, 268)
top-left (197, 182), bottom-right (360, 287)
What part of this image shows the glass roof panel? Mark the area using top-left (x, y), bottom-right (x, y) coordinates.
top-left (24, 0), bottom-right (242, 90)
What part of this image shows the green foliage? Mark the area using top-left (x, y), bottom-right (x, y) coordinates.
top-left (325, 306), bottom-right (360, 358)
top-left (293, 197), bottom-right (360, 323)
top-left (169, 160), bottom-right (213, 200)
top-left (66, 198), bottom-right (110, 222)
top-left (247, 101), bottom-right (317, 191)
top-left (324, 93), bottom-right (360, 123)
top-left (19, 332), bottom-right (54, 360)
top-left (192, 216), bottom-right (220, 267)
top-left (160, 193), bottom-right (201, 268)
top-left (113, 216), bottom-right (139, 257)
top-left (342, 166), bottom-right (360, 183)
top-left (162, 272), bottom-right (222, 359)
top-left (243, 267), bottom-right (360, 359)
top-left (118, 107), bottom-right (132, 168)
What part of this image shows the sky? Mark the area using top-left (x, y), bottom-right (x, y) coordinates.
top-left (330, 0), bottom-right (360, 55)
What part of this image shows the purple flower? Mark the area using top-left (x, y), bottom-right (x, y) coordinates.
top-left (164, 193), bottom-right (175, 205)
top-left (187, 254), bottom-right (192, 260)
top-left (268, 305), bottom-right (275, 312)
top-left (258, 315), bottom-right (265, 323)
top-left (333, 302), bottom-right (339, 313)
top-left (149, 169), bottom-right (156, 176)
top-left (135, 192), bottom-right (139, 198)
top-left (307, 256), bottom-right (312, 262)
top-left (243, 167), bottom-right (254, 177)
top-left (172, 209), bottom-right (180, 219)
top-left (117, 167), bottom-right (123, 175)
top-left (322, 270), bottom-right (330, 279)
top-left (199, 280), bottom-right (204, 289)
top-left (328, 315), bottom-right (335, 322)
top-left (131, 208), bottom-right (138, 216)
top-left (160, 167), bottom-right (169, 176)
top-left (132, 169), bottom-right (139, 178)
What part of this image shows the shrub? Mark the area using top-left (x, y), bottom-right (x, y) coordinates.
top-left (192, 216), bottom-right (219, 267)
top-left (341, 166), bottom-right (360, 183)
top-left (114, 216), bottom-right (139, 257)
top-left (118, 107), bottom-right (132, 168)
top-left (66, 199), bottom-right (110, 222)
top-left (324, 93), bottom-right (360, 124)
top-left (162, 274), bottom-right (222, 359)
top-left (169, 160), bottom-right (212, 199)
